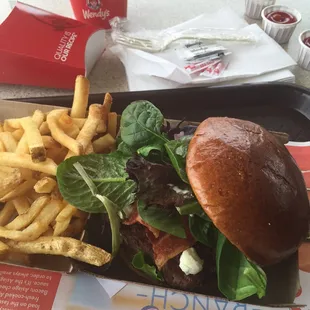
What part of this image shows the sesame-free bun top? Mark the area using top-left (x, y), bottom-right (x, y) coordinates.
top-left (186, 117), bottom-right (310, 266)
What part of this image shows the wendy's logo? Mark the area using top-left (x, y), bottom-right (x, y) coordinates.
top-left (86, 0), bottom-right (101, 10)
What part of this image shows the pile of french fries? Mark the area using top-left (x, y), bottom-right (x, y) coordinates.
top-left (0, 76), bottom-right (117, 267)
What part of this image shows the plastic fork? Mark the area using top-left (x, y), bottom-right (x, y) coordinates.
top-left (113, 31), bottom-right (257, 53)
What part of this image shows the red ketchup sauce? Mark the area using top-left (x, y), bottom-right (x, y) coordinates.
top-left (266, 11), bottom-right (297, 24)
top-left (302, 37), bottom-right (310, 48)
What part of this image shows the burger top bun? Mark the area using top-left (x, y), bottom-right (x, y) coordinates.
top-left (186, 117), bottom-right (310, 266)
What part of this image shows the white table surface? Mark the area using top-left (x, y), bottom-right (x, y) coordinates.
top-left (0, 0), bottom-right (309, 99)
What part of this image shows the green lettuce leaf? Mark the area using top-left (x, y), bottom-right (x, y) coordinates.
top-left (132, 251), bottom-right (164, 281)
top-left (137, 200), bottom-right (186, 238)
top-left (120, 100), bottom-right (168, 149)
top-left (56, 153), bottom-right (136, 213)
top-left (189, 215), bottom-right (217, 248)
top-left (164, 136), bottom-right (191, 183)
top-left (216, 233), bottom-right (267, 300)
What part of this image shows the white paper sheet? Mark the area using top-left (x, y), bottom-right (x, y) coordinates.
top-left (111, 8), bottom-right (296, 91)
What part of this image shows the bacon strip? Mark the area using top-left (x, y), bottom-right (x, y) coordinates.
top-left (151, 230), bottom-right (195, 270)
top-left (124, 203), bottom-right (195, 269)
top-left (123, 203), bottom-right (160, 238)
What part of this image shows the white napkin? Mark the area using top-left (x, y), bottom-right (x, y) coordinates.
top-left (111, 8), bottom-right (296, 91)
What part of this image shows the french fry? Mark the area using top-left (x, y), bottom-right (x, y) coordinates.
top-left (97, 121), bottom-right (107, 134)
top-left (66, 104), bottom-right (103, 158)
top-left (0, 169), bottom-right (23, 197)
top-left (4, 118), bottom-right (22, 129)
top-left (42, 136), bottom-right (61, 149)
top-left (15, 135), bottom-right (29, 154)
top-left (56, 204), bottom-right (76, 222)
top-left (61, 218), bottom-right (86, 237)
top-left (27, 189), bottom-right (44, 202)
top-left (42, 227), bottom-right (54, 237)
top-left (51, 186), bottom-right (62, 200)
top-left (6, 237), bottom-right (112, 266)
top-left (34, 177), bottom-right (57, 194)
top-left (0, 222), bottom-right (43, 241)
top-left (20, 117), bottom-right (46, 162)
top-left (0, 179), bottom-right (37, 202)
top-left (47, 109), bottom-right (83, 155)
top-left (6, 196), bottom-right (50, 230)
top-left (0, 140), bottom-right (5, 152)
top-left (32, 110), bottom-right (45, 125)
top-left (58, 112), bottom-right (80, 139)
top-left (19, 168), bottom-right (34, 181)
top-left (72, 118), bottom-right (86, 129)
top-left (0, 153), bottom-right (57, 175)
top-left (71, 75), bottom-right (90, 118)
top-left (0, 241), bottom-right (9, 255)
top-left (12, 196), bottom-right (30, 215)
top-left (103, 92), bottom-right (113, 114)
top-left (73, 209), bottom-right (88, 220)
top-left (0, 200), bottom-right (64, 241)
top-left (85, 143), bottom-right (94, 154)
top-left (0, 166), bottom-right (16, 174)
top-left (53, 217), bottom-right (71, 236)
top-left (12, 129), bottom-right (24, 141)
top-left (3, 121), bottom-right (16, 132)
top-left (39, 121), bottom-right (50, 135)
top-left (0, 201), bottom-right (16, 226)
top-left (16, 111), bottom-right (45, 155)
top-left (0, 132), bottom-right (17, 152)
top-left (92, 134), bottom-right (115, 153)
top-left (108, 112), bottom-right (118, 138)
top-left (0, 123), bottom-right (3, 132)
top-left (46, 147), bottom-right (67, 165)
top-left (39, 173), bottom-right (49, 179)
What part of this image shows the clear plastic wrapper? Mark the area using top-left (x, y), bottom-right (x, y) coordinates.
top-left (177, 41), bottom-right (231, 77)
top-left (110, 17), bottom-right (259, 53)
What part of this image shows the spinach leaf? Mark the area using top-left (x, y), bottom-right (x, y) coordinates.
top-left (164, 136), bottom-right (191, 183)
top-left (189, 215), bottom-right (217, 248)
top-left (176, 200), bottom-right (203, 215)
top-left (137, 201), bottom-right (186, 238)
top-left (137, 144), bottom-right (164, 157)
top-left (120, 100), bottom-right (168, 149)
top-left (132, 251), bottom-right (164, 281)
top-left (177, 200), bottom-right (211, 222)
top-left (216, 233), bottom-right (267, 301)
top-left (96, 195), bottom-right (120, 256)
top-left (117, 141), bottom-right (135, 156)
top-left (60, 162), bottom-right (121, 256)
top-left (57, 153), bottom-right (136, 213)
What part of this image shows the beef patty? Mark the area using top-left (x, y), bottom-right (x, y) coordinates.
top-left (120, 223), bottom-right (219, 295)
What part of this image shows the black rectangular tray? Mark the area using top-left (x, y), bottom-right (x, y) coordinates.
top-left (13, 83), bottom-right (310, 305)
top-left (16, 83), bottom-right (310, 142)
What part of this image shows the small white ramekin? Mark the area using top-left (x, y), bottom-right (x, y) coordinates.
top-left (261, 5), bottom-right (302, 44)
top-left (245, 0), bottom-right (276, 20)
top-left (297, 30), bottom-right (310, 71)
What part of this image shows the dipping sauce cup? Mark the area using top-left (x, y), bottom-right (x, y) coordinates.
top-left (245, 0), bottom-right (276, 20)
top-left (261, 5), bottom-right (302, 44)
top-left (297, 30), bottom-right (310, 71)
